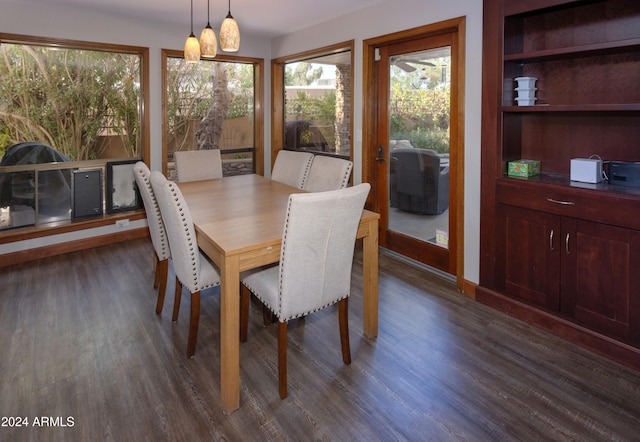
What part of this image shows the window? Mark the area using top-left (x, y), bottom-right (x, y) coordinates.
top-left (162, 50), bottom-right (264, 179)
top-left (272, 41), bottom-right (354, 167)
top-left (0, 34), bottom-right (149, 230)
top-left (0, 35), bottom-right (147, 162)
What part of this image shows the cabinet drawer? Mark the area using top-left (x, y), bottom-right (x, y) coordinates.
top-left (496, 178), bottom-right (640, 230)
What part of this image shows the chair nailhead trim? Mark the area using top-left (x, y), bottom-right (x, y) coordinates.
top-left (169, 182), bottom-right (200, 287)
top-left (138, 170), bottom-right (169, 255)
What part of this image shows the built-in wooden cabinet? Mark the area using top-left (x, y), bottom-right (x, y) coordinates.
top-left (496, 204), bottom-right (561, 312)
top-left (562, 216), bottom-right (640, 342)
top-left (478, 0), bottom-right (640, 369)
top-left (497, 202), bottom-right (640, 344)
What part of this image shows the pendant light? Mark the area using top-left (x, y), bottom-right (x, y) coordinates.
top-left (199, 0), bottom-right (217, 58)
top-left (219, 0), bottom-right (240, 52)
top-left (184, 0), bottom-right (200, 63)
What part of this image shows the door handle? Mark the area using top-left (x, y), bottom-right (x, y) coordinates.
top-left (376, 144), bottom-right (385, 163)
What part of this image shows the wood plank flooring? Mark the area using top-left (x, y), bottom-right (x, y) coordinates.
top-left (1, 238), bottom-right (639, 441)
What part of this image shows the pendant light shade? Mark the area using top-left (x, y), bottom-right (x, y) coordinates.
top-left (184, 34), bottom-right (201, 63)
top-left (199, 0), bottom-right (217, 58)
top-left (184, 0), bottom-right (200, 63)
top-left (200, 26), bottom-right (217, 58)
top-left (220, 0), bottom-right (240, 52)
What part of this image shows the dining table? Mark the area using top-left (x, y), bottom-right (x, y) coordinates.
top-left (177, 173), bottom-right (380, 414)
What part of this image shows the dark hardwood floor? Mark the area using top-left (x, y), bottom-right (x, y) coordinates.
top-left (1, 238), bottom-right (639, 441)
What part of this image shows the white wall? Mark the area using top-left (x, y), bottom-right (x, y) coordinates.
top-left (0, 0), bottom-right (482, 284)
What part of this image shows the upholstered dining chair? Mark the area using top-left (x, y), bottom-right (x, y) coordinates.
top-left (133, 162), bottom-right (171, 315)
top-left (271, 150), bottom-right (315, 189)
top-left (303, 155), bottom-right (353, 192)
top-left (174, 149), bottom-right (223, 182)
top-left (150, 171), bottom-right (221, 358)
top-left (240, 183), bottom-right (371, 398)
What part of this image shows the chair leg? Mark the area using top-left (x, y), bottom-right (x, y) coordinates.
top-left (155, 259), bottom-right (169, 315)
top-left (278, 321), bottom-right (288, 399)
top-left (240, 289), bottom-right (272, 327)
top-left (240, 284), bottom-right (250, 343)
top-left (262, 303), bottom-right (272, 326)
top-left (187, 291), bottom-right (200, 358)
top-left (338, 298), bottom-right (351, 365)
top-left (153, 253), bottom-right (160, 288)
top-left (172, 277), bottom-right (182, 322)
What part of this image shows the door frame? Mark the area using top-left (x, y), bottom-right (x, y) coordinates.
top-left (362, 17), bottom-right (466, 291)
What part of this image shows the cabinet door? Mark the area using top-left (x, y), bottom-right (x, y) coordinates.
top-left (561, 218), bottom-right (640, 343)
top-left (497, 204), bottom-right (561, 311)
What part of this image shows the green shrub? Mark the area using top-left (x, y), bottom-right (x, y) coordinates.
top-left (391, 126), bottom-right (450, 154)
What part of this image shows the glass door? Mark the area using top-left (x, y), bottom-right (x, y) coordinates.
top-left (376, 33), bottom-right (457, 274)
top-left (389, 46), bottom-right (451, 247)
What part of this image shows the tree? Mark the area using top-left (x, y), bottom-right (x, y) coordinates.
top-left (166, 59), bottom-right (254, 154)
top-left (195, 63), bottom-right (229, 150)
top-left (388, 59), bottom-right (451, 153)
top-left (286, 90), bottom-right (336, 126)
top-left (285, 62), bottom-right (323, 86)
top-left (0, 43), bottom-right (141, 160)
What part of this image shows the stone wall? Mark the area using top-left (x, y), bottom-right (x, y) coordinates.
top-left (222, 158), bottom-right (253, 176)
top-left (334, 64), bottom-right (351, 157)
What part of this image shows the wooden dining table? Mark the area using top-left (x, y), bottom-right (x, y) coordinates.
top-left (177, 173), bottom-right (380, 413)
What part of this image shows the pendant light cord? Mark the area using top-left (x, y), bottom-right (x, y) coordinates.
top-left (190, 0), bottom-right (194, 36)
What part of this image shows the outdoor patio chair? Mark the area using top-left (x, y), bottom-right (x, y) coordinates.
top-left (389, 148), bottom-right (449, 215)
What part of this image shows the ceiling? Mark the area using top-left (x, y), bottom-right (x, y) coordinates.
top-left (19, 0), bottom-right (385, 39)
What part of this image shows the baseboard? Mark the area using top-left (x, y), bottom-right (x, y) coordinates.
top-left (476, 285), bottom-right (640, 371)
top-left (463, 279), bottom-right (476, 299)
top-left (0, 227), bottom-right (149, 267)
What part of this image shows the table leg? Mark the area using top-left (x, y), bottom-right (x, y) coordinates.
top-left (220, 255), bottom-right (240, 413)
top-left (362, 218), bottom-right (379, 338)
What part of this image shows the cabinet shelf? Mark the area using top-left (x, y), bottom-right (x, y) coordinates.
top-left (503, 0), bottom-right (580, 16)
top-left (502, 103), bottom-right (640, 112)
top-left (504, 38), bottom-right (640, 63)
